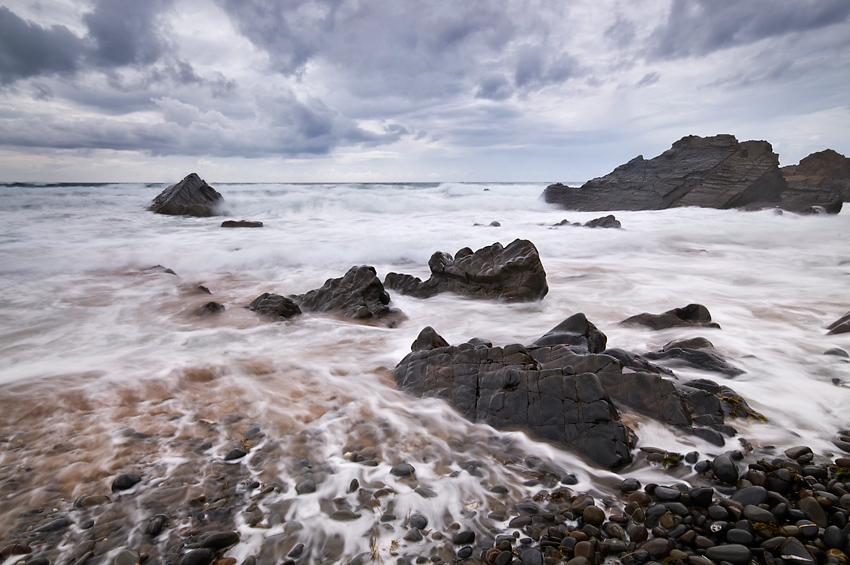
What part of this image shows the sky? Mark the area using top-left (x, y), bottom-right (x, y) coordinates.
top-left (0, 0), bottom-right (849, 183)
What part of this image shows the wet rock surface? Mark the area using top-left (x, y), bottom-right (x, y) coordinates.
top-left (385, 239), bottom-right (549, 302)
top-left (394, 319), bottom-right (762, 468)
top-left (220, 220), bottom-right (263, 228)
top-left (781, 149), bottom-right (849, 214)
top-left (149, 173), bottom-right (224, 217)
top-left (622, 303), bottom-right (720, 331)
top-left (544, 135), bottom-right (787, 212)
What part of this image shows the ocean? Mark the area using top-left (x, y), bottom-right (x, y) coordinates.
top-left (1, 181), bottom-right (849, 563)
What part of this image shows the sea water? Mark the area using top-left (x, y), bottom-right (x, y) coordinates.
top-left (1, 181), bottom-right (849, 562)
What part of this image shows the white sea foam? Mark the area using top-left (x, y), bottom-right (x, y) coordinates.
top-left (1, 182), bottom-right (849, 561)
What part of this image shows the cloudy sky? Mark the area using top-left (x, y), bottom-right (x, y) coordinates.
top-left (1, 0), bottom-right (849, 183)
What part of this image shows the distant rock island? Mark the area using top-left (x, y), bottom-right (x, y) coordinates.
top-left (149, 173), bottom-right (224, 217)
top-left (544, 134), bottom-right (847, 214)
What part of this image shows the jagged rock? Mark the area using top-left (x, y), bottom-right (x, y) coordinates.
top-left (394, 319), bottom-right (763, 464)
top-left (780, 149), bottom-right (849, 213)
top-left (149, 173), bottom-right (224, 217)
top-left (411, 326), bottom-right (450, 351)
top-left (295, 265), bottom-right (399, 321)
top-left (248, 293), bottom-right (302, 319)
top-left (394, 331), bottom-right (634, 469)
top-left (827, 310), bottom-right (850, 335)
top-left (533, 313), bottom-right (607, 353)
top-left (583, 215), bottom-right (621, 229)
top-left (195, 301), bottom-right (225, 317)
top-left (622, 303), bottom-right (720, 330)
top-left (544, 135), bottom-right (786, 212)
top-left (221, 220), bottom-right (263, 228)
top-left (384, 239), bottom-right (548, 302)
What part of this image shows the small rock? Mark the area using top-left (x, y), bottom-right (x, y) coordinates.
top-left (409, 514), bottom-right (428, 530)
top-left (457, 546), bottom-right (473, 559)
top-left (221, 220), bottom-right (263, 228)
top-left (452, 531), bottom-right (475, 545)
top-left (520, 548), bottom-right (543, 565)
top-left (329, 510), bottom-right (361, 521)
top-left (288, 543), bottom-right (305, 558)
top-left (295, 479), bottom-right (316, 494)
top-left (112, 473), bottom-right (142, 492)
top-left (0, 544), bottom-right (32, 559)
top-left (732, 486), bottom-right (767, 506)
top-left (799, 495), bottom-right (828, 527)
top-left (743, 504), bottom-right (776, 524)
top-left (785, 446), bottom-right (813, 460)
top-left (705, 544), bottom-right (751, 565)
top-left (145, 514), bottom-right (169, 536)
top-left (711, 453), bottom-right (739, 485)
top-left (390, 463), bottom-right (415, 477)
top-left (196, 302), bottom-right (225, 316)
top-left (178, 549), bottom-right (215, 565)
top-left (201, 531), bottom-right (240, 550)
top-left (34, 518), bottom-right (70, 533)
top-left (224, 448), bottom-right (247, 461)
top-left (583, 506), bottom-right (605, 526)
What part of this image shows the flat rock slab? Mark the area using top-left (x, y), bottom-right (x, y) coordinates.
top-left (385, 239), bottom-right (548, 302)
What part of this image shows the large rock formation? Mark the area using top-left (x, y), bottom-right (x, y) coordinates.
top-left (544, 135), bottom-right (786, 212)
top-left (393, 317), bottom-right (762, 468)
top-left (780, 149), bottom-right (849, 214)
top-left (149, 173), bottom-right (224, 217)
top-left (384, 239), bottom-right (548, 302)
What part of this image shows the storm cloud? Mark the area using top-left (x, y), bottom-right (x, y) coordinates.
top-left (0, 0), bottom-right (848, 181)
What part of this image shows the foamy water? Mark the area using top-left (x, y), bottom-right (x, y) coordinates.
top-left (1, 181), bottom-right (849, 562)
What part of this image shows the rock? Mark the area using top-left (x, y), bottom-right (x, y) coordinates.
top-left (643, 347), bottom-right (744, 376)
top-left (533, 313), bottom-right (607, 353)
top-left (145, 514), bottom-right (169, 536)
top-left (664, 337), bottom-right (715, 350)
top-left (452, 531), bottom-right (475, 545)
top-left (824, 348), bottom-right (850, 358)
top-left (149, 173), bottom-right (224, 217)
top-left (384, 239), bottom-right (548, 302)
top-left (195, 301), bottom-right (225, 317)
top-left (0, 544), bottom-right (32, 559)
top-left (711, 453), bottom-right (739, 485)
top-left (411, 326), bottom-right (450, 352)
top-left (295, 479), bottom-right (316, 494)
top-left (221, 220), bottom-right (263, 228)
top-left (780, 149), bottom-right (849, 214)
top-left (705, 544), bottom-right (751, 565)
top-left (390, 463), bottom-right (415, 477)
top-left (178, 548), bottom-right (215, 565)
top-left (224, 448), bottom-right (247, 461)
top-left (409, 514), bottom-right (428, 529)
top-left (201, 531), bottom-right (240, 549)
top-left (520, 548), bottom-right (544, 565)
top-left (731, 486), bottom-right (767, 506)
top-left (111, 473), bottom-right (141, 492)
top-left (785, 446), bottom-right (813, 460)
top-left (828, 310), bottom-right (850, 335)
top-left (583, 215), bottom-right (621, 229)
top-left (779, 538), bottom-right (816, 565)
top-left (295, 265), bottom-right (398, 321)
top-left (394, 339), bottom-right (634, 469)
top-left (113, 549), bottom-right (141, 565)
top-left (247, 293), bottom-right (301, 320)
top-left (544, 135), bottom-right (786, 212)
top-left (583, 505), bottom-right (605, 526)
top-left (329, 510), bottom-right (361, 521)
top-left (798, 496), bottom-right (828, 527)
top-left (622, 303), bottom-right (720, 330)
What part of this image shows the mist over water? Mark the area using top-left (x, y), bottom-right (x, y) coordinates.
top-left (1, 181), bottom-right (849, 562)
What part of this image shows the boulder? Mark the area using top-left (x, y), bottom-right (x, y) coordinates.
top-left (533, 313), bottom-right (607, 352)
top-left (149, 173), bottom-right (224, 217)
top-left (384, 239), bottom-right (548, 302)
top-left (544, 135), bottom-right (786, 212)
top-left (295, 265), bottom-right (399, 322)
top-left (394, 329), bottom-right (634, 469)
top-left (248, 293), bottom-right (302, 319)
top-left (780, 149), bottom-right (849, 213)
top-left (622, 303), bottom-right (720, 330)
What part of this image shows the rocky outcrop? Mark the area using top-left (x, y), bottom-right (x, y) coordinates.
top-left (149, 173), bottom-right (224, 217)
top-left (393, 317), bottom-right (762, 467)
top-left (544, 135), bottom-right (786, 212)
top-left (622, 303), bottom-right (720, 330)
top-left (294, 265), bottom-right (399, 321)
top-left (384, 239), bottom-right (548, 302)
top-left (780, 149), bottom-right (849, 214)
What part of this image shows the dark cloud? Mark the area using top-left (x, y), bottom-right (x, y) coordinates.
top-left (648, 0), bottom-right (850, 60)
top-left (83, 0), bottom-right (175, 67)
top-left (475, 74), bottom-right (512, 101)
top-left (0, 6), bottom-right (85, 84)
top-left (605, 16), bottom-right (636, 49)
top-left (636, 72), bottom-right (659, 88)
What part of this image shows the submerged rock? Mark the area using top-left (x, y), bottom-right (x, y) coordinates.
top-left (149, 173), bottom-right (224, 217)
top-left (622, 303), bottom-right (720, 330)
top-left (544, 135), bottom-right (786, 212)
top-left (248, 293), bottom-right (301, 320)
top-left (385, 239), bottom-right (548, 302)
top-left (221, 220), bottom-right (263, 228)
top-left (295, 265), bottom-right (399, 321)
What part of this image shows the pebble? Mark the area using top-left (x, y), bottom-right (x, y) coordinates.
top-left (295, 479), bottom-right (316, 494)
top-left (390, 463), bottom-right (415, 477)
top-left (201, 531), bottom-right (239, 550)
top-left (34, 518), bottom-right (70, 534)
top-left (111, 473), bottom-right (142, 492)
top-left (224, 449), bottom-right (246, 461)
top-left (409, 514), bottom-right (428, 529)
top-left (744, 504), bottom-right (777, 523)
top-left (705, 544), bottom-right (751, 565)
top-left (519, 548), bottom-right (543, 565)
top-left (799, 495), bottom-right (828, 527)
top-left (582, 505), bottom-right (605, 526)
top-left (113, 549), bottom-right (141, 565)
top-left (711, 454), bottom-right (740, 485)
top-left (732, 486), bottom-right (767, 506)
top-left (178, 549), bottom-right (214, 565)
top-left (329, 510), bottom-right (361, 521)
top-left (0, 544), bottom-right (32, 559)
top-left (452, 531), bottom-right (475, 545)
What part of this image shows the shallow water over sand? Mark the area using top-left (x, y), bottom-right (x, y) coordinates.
top-left (1, 182), bottom-right (849, 562)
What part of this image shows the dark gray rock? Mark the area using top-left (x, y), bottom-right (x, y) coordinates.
top-left (798, 496), bottom-right (828, 527)
top-left (533, 313), bottom-right (607, 353)
top-left (178, 548), bottom-right (214, 565)
top-left (393, 333), bottom-right (634, 469)
top-left (247, 293), bottom-right (301, 319)
top-left (201, 531), bottom-right (239, 549)
top-left (824, 347), bottom-right (850, 358)
top-left (705, 544), bottom-right (751, 565)
top-left (195, 301), bottom-right (225, 317)
top-left (452, 531), bottom-right (475, 545)
top-left (711, 453), bottom-right (739, 485)
top-left (295, 265), bottom-right (399, 321)
top-left (113, 550), bottom-right (141, 565)
top-left (544, 135), bottom-right (786, 212)
top-left (622, 303), bottom-right (720, 330)
top-left (221, 220), bottom-right (263, 228)
top-left (520, 548), bottom-right (544, 565)
top-left (583, 215), bottom-right (621, 229)
top-left (111, 473), bottom-right (141, 492)
top-left (409, 514), bottom-right (428, 530)
top-left (224, 448), bottom-right (246, 461)
top-left (149, 173), bottom-right (224, 217)
top-left (732, 486), bottom-right (767, 506)
top-left (828, 310), bottom-right (850, 335)
top-left (643, 347), bottom-right (744, 377)
top-left (384, 239), bottom-right (548, 302)
top-left (390, 463), bottom-right (415, 477)
top-left (779, 538), bottom-right (815, 565)
top-left (295, 479), bottom-right (316, 494)
top-left (411, 326), bottom-right (449, 352)
top-left (780, 149), bottom-right (849, 214)
top-left (33, 518), bottom-right (70, 533)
